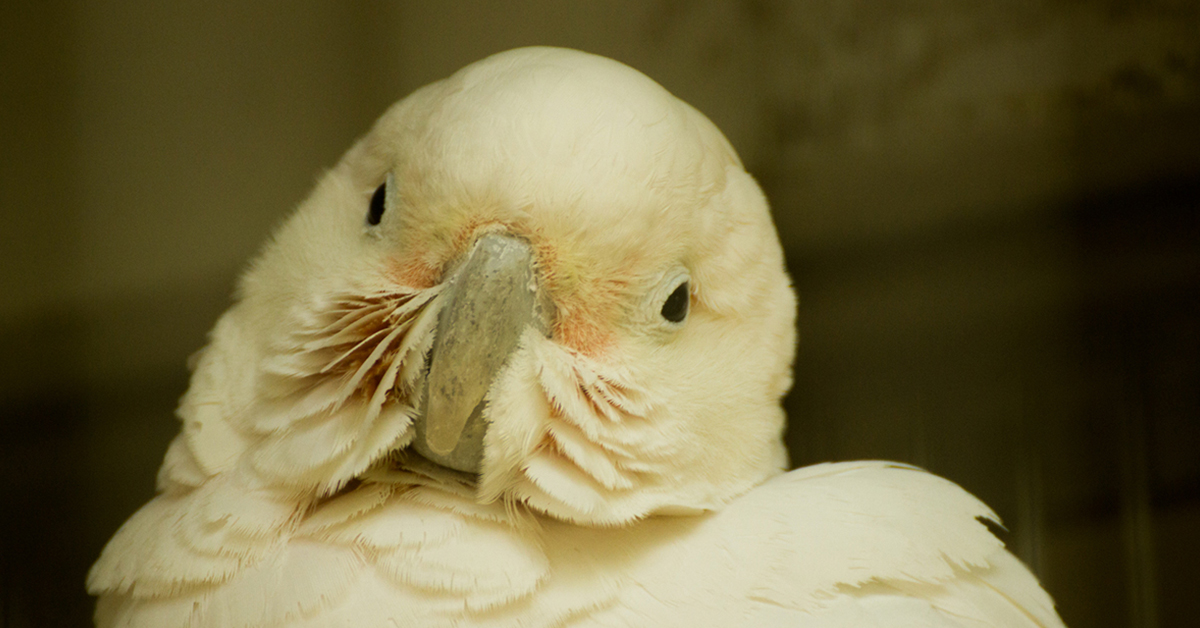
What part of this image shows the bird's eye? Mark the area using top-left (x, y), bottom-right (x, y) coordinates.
top-left (660, 281), bottom-right (689, 323)
top-left (367, 181), bottom-right (387, 226)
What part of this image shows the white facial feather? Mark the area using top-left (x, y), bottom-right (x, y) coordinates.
top-left (162, 46), bottom-right (796, 522)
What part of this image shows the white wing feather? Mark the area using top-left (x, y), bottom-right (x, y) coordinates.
top-left (91, 461), bottom-right (1062, 627)
top-left (545, 461), bottom-right (1061, 627)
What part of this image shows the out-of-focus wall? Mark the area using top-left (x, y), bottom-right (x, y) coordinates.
top-left (2, 2), bottom-right (1198, 626)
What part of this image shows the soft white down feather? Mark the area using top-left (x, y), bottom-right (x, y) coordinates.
top-left (88, 46), bottom-right (1066, 627)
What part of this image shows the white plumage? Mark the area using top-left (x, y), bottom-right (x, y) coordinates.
top-left (88, 47), bottom-right (1066, 627)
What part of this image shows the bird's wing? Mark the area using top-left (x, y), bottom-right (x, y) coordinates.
top-left (89, 473), bottom-right (564, 628)
top-left (90, 463), bottom-right (1061, 628)
top-left (539, 460), bottom-right (1063, 627)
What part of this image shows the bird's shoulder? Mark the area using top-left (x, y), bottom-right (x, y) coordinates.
top-left (541, 461), bottom-right (1063, 627)
top-left (88, 462), bottom-right (1063, 627)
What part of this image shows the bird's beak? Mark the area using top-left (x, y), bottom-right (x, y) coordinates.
top-left (410, 233), bottom-right (548, 474)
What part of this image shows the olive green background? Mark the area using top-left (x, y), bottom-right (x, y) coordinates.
top-left (3, 2), bottom-right (1199, 626)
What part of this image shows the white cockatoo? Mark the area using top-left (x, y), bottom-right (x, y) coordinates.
top-left (88, 47), bottom-right (1066, 627)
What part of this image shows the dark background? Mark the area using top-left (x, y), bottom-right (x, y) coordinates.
top-left (3, 2), bottom-right (1198, 626)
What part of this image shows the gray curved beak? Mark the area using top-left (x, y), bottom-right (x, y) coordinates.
top-left (410, 233), bottom-right (547, 474)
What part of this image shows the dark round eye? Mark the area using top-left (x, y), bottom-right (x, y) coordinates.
top-left (367, 182), bottom-right (387, 226)
top-left (660, 281), bottom-right (689, 323)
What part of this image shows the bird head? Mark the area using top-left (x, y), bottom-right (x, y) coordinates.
top-left (171, 47), bottom-right (796, 525)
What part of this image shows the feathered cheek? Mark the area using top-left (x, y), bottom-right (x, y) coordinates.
top-left (479, 335), bottom-right (671, 524)
top-left (245, 288), bottom-right (444, 491)
top-left (385, 255), bottom-right (441, 291)
top-left (553, 297), bottom-right (617, 357)
top-left (474, 331), bottom-right (551, 500)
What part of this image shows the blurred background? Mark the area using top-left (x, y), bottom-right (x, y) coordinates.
top-left (2, 1), bottom-right (1198, 626)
